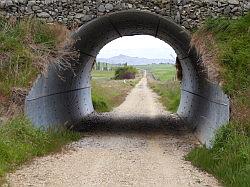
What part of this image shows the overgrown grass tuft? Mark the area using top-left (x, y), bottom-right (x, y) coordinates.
top-left (186, 122), bottom-right (250, 187)
top-left (204, 14), bottom-right (250, 95)
top-left (187, 14), bottom-right (250, 187)
top-left (92, 93), bottom-right (110, 112)
top-left (149, 81), bottom-right (180, 113)
top-left (0, 16), bottom-right (68, 96)
top-left (0, 116), bottom-right (81, 179)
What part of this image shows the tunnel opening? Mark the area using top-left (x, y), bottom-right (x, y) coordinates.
top-left (92, 35), bottom-right (180, 114)
top-left (25, 10), bottom-right (229, 147)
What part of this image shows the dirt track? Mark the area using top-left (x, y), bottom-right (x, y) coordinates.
top-left (6, 72), bottom-right (220, 186)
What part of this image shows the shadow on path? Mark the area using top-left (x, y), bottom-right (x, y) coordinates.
top-left (72, 113), bottom-right (191, 136)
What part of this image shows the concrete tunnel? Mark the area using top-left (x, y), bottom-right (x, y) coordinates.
top-left (25, 10), bottom-right (230, 146)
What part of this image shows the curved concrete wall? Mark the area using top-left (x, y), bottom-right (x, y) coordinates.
top-left (25, 11), bottom-right (230, 146)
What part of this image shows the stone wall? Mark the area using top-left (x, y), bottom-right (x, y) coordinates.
top-left (0, 0), bottom-right (249, 29)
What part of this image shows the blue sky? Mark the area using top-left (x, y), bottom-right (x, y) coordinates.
top-left (97, 35), bottom-right (176, 60)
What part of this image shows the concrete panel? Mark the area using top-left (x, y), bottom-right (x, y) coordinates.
top-left (108, 10), bottom-right (159, 37)
top-left (72, 17), bottom-right (120, 57)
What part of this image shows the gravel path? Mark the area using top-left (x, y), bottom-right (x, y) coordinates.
top-left (6, 72), bottom-right (220, 187)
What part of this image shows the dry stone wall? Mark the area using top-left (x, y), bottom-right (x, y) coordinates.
top-left (0, 0), bottom-right (249, 29)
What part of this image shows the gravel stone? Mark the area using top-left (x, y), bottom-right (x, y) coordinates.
top-left (105, 3), bottom-right (113, 11)
top-left (228, 0), bottom-right (239, 5)
top-left (37, 12), bottom-right (50, 18)
top-left (0, 0), bottom-right (248, 41)
top-left (98, 4), bottom-right (105, 12)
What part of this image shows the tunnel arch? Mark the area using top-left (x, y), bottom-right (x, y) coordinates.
top-left (25, 10), bottom-right (229, 146)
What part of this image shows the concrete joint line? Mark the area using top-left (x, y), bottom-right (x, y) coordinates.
top-left (107, 17), bottom-right (122, 38)
top-left (26, 86), bottom-right (91, 101)
top-left (155, 18), bottom-right (161, 37)
top-left (179, 56), bottom-right (189, 60)
top-left (182, 89), bottom-right (228, 106)
top-left (79, 51), bottom-right (96, 58)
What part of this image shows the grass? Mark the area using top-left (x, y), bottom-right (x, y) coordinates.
top-left (92, 70), bottom-right (115, 80)
top-left (149, 80), bottom-right (180, 113)
top-left (143, 63), bottom-right (180, 113)
top-left (91, 71), bottom-right (141, 112)
top-left (137, 64), bottom-right (176, 81)
top-left (0, 18), bottom-right (80, 184)
top-left (0, 116), bottom-right (81, 183)
top-left (187, 14), bottom-right (250, 187)
top-left (0, 17), bottom-right (70, 97)
top-left (186, 122), bottom-right (250, 187)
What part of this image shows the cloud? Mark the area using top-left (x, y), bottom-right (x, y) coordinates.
top-left (97, 35), bottom-right (176, 59)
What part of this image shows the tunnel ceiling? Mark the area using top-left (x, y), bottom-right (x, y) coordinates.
top-left (25, 10), bottom-right (229, 147)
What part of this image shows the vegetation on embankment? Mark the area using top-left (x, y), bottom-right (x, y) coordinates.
top-left (0, 17), bottom-right (69, 96)
top-left (0, 116), bottom-right (81, 184)
top-left (186, 13), bottom-right (250, 187)
top-left (0, 18), bottom-right (81, 184)
top-left (146, 64), bottom-right (180, 113)
top-left (0, 16), bottom-right (72, 117)
top-left (150, 80), bottom-right (180, 113)
top-left (91, 70), bottom-right (141, 112)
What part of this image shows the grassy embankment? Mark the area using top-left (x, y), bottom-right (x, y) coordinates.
top-left (186, 14), bottom-right (250, 187)
top-left (0, 18), bottom-right (82, 183)
top-left (91, 69), bottom-right (141, 112)
top-left (142, 64), bottom-right (180, 113)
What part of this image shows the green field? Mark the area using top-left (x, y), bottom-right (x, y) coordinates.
top-left (136, 64), bottom-right (176, 81)
top-left (91, 70), bottom-right (141, 112)
top-left (91, 70), bottom-right (115, 80)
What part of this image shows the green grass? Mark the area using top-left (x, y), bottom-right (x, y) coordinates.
top-left (92, 70), bottom-right (115, 80)
top-left (137, 64), bottom-right (176, 81)
top-left (186, 122), bottom-right (250, 187)
top-left (91, 71), bottom-right (141, 112)
top-left (149, 80), bottom-right (180, 113)
top-left (142, 64), bottom-right (180, 113)
top-left (0, 116), bottom-right (81, 181)
top-left (187, 14), bottom-right (250, 187)
top-left (204, 14), bottom-right (250, 96)
top-left (0, 17), bottom-right (59, 96)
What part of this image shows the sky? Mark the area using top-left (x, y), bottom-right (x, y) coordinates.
top-left (97, 35), bottom-right (177, 60)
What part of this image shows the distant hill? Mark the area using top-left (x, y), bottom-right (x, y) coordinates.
top-left (97, 55), bottom-right (175, 65)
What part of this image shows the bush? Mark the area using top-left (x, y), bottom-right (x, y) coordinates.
top-left (114, 66), bottom-right (138, 80)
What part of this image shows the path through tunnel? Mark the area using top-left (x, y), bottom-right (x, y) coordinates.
top-left (25, 10), bottom-right (229, 147)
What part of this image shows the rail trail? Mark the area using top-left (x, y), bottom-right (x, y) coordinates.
top-left (6, 72), bottom-right (220, 187)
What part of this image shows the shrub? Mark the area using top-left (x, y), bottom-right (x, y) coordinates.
top-left (114, 66), bottom-right (138, 80)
